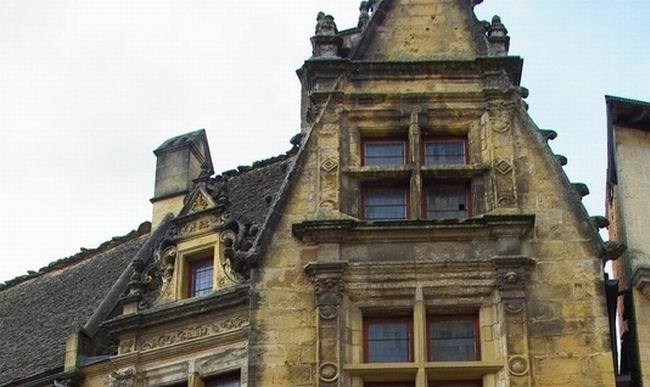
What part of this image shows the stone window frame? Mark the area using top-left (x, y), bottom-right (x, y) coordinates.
top-left (346, 299), bottom-right (502, 387)
top-left (361, 183), bottom-right (410, 221)
top-left (176, 244), bottom-right (218, 300)
top-left (423, 182), bottom-right (472, 220)
top-left (421, 136), bottom-right (468, 166)
top-left (188, 256), bottom-right (214, 298)
top-left (362, 137), bottom-right (409, 166)
top-left (363, 316), bottom-right (415, 363)
top-left (426, 314), bottom-right (480, 362)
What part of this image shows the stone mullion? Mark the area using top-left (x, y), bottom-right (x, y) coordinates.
top-left (409, 107), bottom-right (422, 219)
top-left (414, 287), bottom-right (428, 387)
top-left (305, 263), bottom-right (348, 387)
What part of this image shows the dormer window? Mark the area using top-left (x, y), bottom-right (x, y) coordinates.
top-left (424, 138), bottom-right (466, 165)
top-left (426, 184), bottom-right (469, 220)
top-left (363, 139), bottom-right (407, 166)
top-left (189, 256), bottom-right (214, 297)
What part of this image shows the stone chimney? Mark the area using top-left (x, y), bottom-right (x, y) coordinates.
top-left (151, 129), bottom-right (213, 228)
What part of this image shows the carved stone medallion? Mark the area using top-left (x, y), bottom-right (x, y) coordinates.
top-left (508, 355), bottom-right (530, 376)
top-left (319, 362), bottom-right (339, 382)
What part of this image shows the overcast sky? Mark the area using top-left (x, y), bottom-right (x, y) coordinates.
top-left (0, 1), bottom-right (648, 282)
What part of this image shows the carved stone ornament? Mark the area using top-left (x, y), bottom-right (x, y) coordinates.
top-left (109, 368), bottom-right (135, 387)
top-left (494, 256), bottom-right (535, 293)
top-left (305, 262), bottom-right (347, 320)
top-left (504, 301), bottom-right (525, 314)
top-left (315, 12), bottom-right (337, 36)
top-left (188, 193), bottom-right (211, 214)
top-left (119, 338), bottom-right (135, 354)
top-left (319, 362), bottom-right (340, 383)
top-left (497, 190), bottom-right (517, 207)
top-left (495, 159), bottom-right (513, 175)
top-left (508, 355), bottom-right (530, 376)
top-left (313, 277), bottom-right (345, 320)
top-left (139, 315), bottom-right (248, 352)
top-left (320, 157), bottom-right (339, 173)
top-left (176, 215), bottom-right (222, 238)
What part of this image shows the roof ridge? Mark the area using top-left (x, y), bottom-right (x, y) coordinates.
top-left (0, 221), bottom-right (151, 292)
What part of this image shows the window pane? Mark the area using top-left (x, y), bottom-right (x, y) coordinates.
top-left (425, 141), bottom-right (465, 165)
top-left (365, 191), bottom-right (407, 220)
top-left (427, 188), bottom-right (468, 220)
top-left (367, 320), bottom-right (410, 362)
top-left (366, 383), bottom-right (415, 387)
top-left (191, 259), bottom-right (213, 297)
top-left (430, 383), bottom-right (481, 387)
top-left (365, 142), bottom-right (405, 166)
top-left (205, 372), bottom-right (240, 387)
top-left (429, 319), bottom-right (477, 361)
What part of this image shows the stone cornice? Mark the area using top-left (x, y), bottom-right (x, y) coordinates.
top-left (101, 284), bottom-right (250, 335)
top-left (292, 214), bottom-right (535, 244)
top-left (299, 57), bottom-right (523, 86)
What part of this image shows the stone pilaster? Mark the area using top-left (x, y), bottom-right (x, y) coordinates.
top-left (484, 101), bottom-right (519, 212)
top-left (493, 255), bottom-right (535, 387)
top-left (305, 262), bottom-right (347, 387)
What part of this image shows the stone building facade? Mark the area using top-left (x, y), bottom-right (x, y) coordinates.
top-left (606, 96), bottom-right (650, 387)
top-left (0, 1), bottom-right (631, 387)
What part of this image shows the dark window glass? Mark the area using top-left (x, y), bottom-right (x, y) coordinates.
top-left (430, 382), bottom-right (481, 387)
top-left (425, 141), bottom-right (466, 165)
top-left (190, 258), bottom-right (213, 297)
top-left (364, 141), bottom-right (406, 166)
top-left (365, 190), bottom-right (407, 220)
top-left (429, 318), bottom-right (478, 361)
top-left (366, 319), bottom-right (411, 362)
top-left (427, 187), bottom-right (468, 220)
top-left (205, 371), bottom-right (240, 387)
top-left (366, 383), bottom-right (415, 387)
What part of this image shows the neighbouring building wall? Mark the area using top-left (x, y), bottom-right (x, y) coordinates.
top-left (610, 124), bottom-right (650, 386)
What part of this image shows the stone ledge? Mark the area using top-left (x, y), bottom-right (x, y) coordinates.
top-left (292, 214), bottom-right (535, 244)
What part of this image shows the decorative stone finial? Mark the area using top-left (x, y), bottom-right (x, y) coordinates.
top-left (316, 12), bottom-right (338, 36)
top-left (486, 15), bottom-right (510, 56)
top-left (358, 1), bottom-right (375, 29)
top-left (311, 12), bottom-right (342, 58)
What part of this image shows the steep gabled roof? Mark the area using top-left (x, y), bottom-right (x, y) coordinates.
top-left (0, 228), bottom-right (149, 386)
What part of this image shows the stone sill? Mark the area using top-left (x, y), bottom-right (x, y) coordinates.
top-left (343, 163), bottom-right (489, 181)
top-left (292, 214), bottom-right (535, 243)
top-left (344, 361), bottom-right (503, 380)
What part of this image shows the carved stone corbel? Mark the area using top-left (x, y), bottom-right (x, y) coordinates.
top-left (633, 267), bottom-right (650, 299)
top-left (109, 368), bottom-right (136, 387)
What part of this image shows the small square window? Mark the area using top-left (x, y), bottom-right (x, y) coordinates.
top-left (189, 257), bottom-right (214, 297)
top-left (424, 140), bottom-right (466, 165)
top-left (205, 371), bottom-right (240, 387)
top-left (364, 317), bottom-right (413, 363)
top-left (364, 140), bottom-right (406, 166)
top-left (426, 185), bottom-right (469, 220)
top-left (428, 316), bottom-right (479, 362)
top-left (364, 189), bottom-right (408, 220)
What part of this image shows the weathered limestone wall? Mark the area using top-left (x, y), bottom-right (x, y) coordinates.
top-left (360, 0), bottom-right (485, 61)
top-left (249, 136), bottom-right (320, 385)
top-left (512, 111), bottom-right (615, 386)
